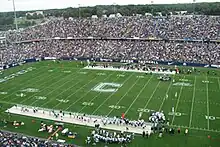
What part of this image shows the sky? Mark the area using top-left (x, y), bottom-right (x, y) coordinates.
top-left (1, 0), bottom-right (219, 12)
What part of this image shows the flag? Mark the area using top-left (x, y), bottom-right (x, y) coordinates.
top-left (121, 113), bottom-right (125, 119)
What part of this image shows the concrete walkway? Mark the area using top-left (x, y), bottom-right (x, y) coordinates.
top-left (7, 105), bottom-right (152, 135)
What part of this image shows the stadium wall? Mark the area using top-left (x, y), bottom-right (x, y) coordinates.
top-left (0, 57), bottom-right (219, 70)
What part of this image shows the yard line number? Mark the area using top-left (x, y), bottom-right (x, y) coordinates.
top-left (205, 115), bottom-right (220, 120)
top-left (82, 102), bottom-right (94, 106)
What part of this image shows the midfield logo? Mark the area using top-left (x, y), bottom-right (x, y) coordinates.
top-left (92, 82), bottom-right (122, 93)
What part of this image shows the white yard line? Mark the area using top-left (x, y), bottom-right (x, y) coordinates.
top-left (91, 73), bottom-right (134, 115)
top-left (206, 76), bottom-right (210, 130)
top-left (171, 76), bottom-right (185, 125)
top-left (218, 77), bottom-right (220, 90)
top-left (124, 75), bottom-right (153, 115)
top-left (189, 76), bottom-right (197, 127)
top-left (28, 70), bottom-right (84, 106)
top-left (106, 76), bottom-right (141, 116)
top-left (1, 66), bottom-right (44, 88)
top-left (142, 81), bottom-right (161, 110)
top-left (171, 124), bottom-right (220, 133)
top-left (64, 72), bottom-right (116, 111)
top-left (46, 73), bottom-right (98, 109)
top-left (2, 68), bottom-right (60, 101)
top-left (78, 72), bottom-right (125, 113)
top-left (21, 68), bottom-right (83, 105)
top-left (158, 81), bottom-right (172, 111)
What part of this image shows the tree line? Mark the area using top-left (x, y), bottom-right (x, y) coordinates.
top-left (44, 2), bottom-right (220, 18)
top-left (0, 2), bottom-right (219, 30)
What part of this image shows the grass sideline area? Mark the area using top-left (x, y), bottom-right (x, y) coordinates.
top-left (0, 61), bottom-right (220, 146)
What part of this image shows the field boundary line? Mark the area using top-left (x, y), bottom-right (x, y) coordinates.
top-left (64, 71), bottom-right (117, 111)
top-left (206, 76), bottom-right (210, 130)
top-left (155, 97), bottom-right (220, 106)
top-left (0, 66), bottom-right (45, 88)
top-left (106, 75), bottom-right (142, 116)
top-left (91, 73), bottom-right (134, 115)
top-left (0, 66), bottom-right (47, 95)
top-left (51, 71), bottom-right (101, 109)
top-left (171, 76), bottom-right (185, 125)
top-left (1, 67), bottom-right (61, 101)
top-left (142, 81), bottom-right (161, 110)
top-left (1, 99), bottom-right (220, 134)
top-left (77, 72), bottom-right (126, 113)
top-left (124, 75), bottom-right (153, 115)
top-left (28, 69), bottom-right (84, 106)
top-left (189, 76), bottom-right (196, 127)
top-left (171, 124), bottom-right (220, 133)
top-left (12, 68), bottom-right (82, 105)
top-left (158, 80), bottom-right (172, 111)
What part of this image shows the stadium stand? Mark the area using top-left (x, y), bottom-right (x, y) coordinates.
top-left (0, 15), bottom-right (219, 67)
top-left (0, 130), bottom-right (77, 147)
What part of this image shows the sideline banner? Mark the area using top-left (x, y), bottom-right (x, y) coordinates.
top-left (2, 57), bottom-right (220, 70)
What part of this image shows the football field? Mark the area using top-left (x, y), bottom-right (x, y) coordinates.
top-left (0, 61), bottom-right (220, 146)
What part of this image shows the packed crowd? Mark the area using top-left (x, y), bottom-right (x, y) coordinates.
top-left (4, 15), bottom-right (220, 41)
top-left (86, 128), bottom-right (134, 145)
top-left (1, 39), bottom-right (220, 66)
top-left (149, 111), bottom-right (166, 124)
top-left (0, 15), bottom-right (220, 67)
top-left (0, 130), bottom-right (74, 147)
top-left (101, 116), bottom-right (148, 129)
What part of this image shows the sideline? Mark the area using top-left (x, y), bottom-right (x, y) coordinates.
top-left (6, 105), bottom-right (153, 135)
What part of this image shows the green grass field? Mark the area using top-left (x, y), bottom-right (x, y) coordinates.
top-left (0, 61), bottom-right (220, 147)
